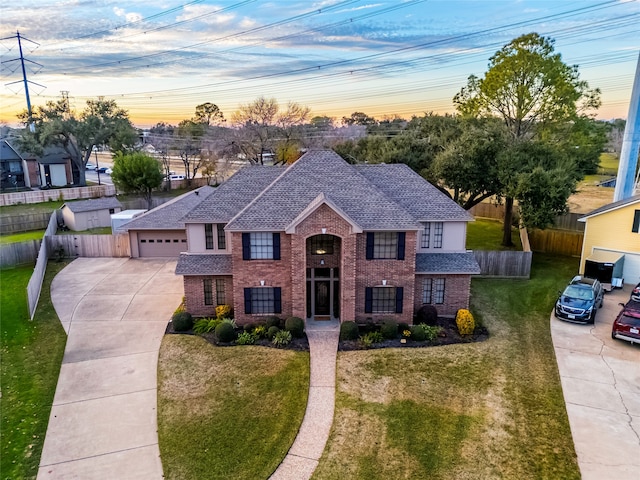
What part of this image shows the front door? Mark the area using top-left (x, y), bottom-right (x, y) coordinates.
top-left (315, 281), bottom-right (331, 315)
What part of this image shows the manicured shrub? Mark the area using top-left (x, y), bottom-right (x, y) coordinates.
top-left (221, 317), bottom-right (237, 328)
top-left (236, 332), bottom-right (256, 345)
top-left (340, 321), bottom-right (359, 341)
top-left (265, 316), bottom-right (282, 329)
top-left (267, 326), bottom-right (280, 340)
top-left (410, 325), bottom-right (427, 341)
top-left (215, 322), bottom-right (237, 343)
top-left (359, 331), bottom-right (384, 348)
top-left (172, 311), bottom-right (193, 332)
top-left (272, 330), bottom-right (292, 348)
top-left (398, 322), bottom-right (409, 333)
top-left (252, 325), bottom-right (267, 339)
top-left (215, 304), bottom-right (232, 319)
top-left (285, 316), bottom-right (305, 338)
top-left (421, 325), bottom-right (442, 342)
top-left (380, 319), bottom-right (398, 339)
top-left (416, 305), bottom-right (438, 326)
top-left (455, 309), bottom-right (475, 335)
top-left (243, 322), bottom-right (257, 333)
top-left (193, 317), bottom-right (219, 334)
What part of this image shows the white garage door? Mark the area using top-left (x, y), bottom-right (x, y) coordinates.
top-left (594, 248), bottom-right (640, 286)
top-left (138, 231), bottom-right (187, 257)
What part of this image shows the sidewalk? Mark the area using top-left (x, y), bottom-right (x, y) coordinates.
top-left (269, 320), bottom-right (340, 480)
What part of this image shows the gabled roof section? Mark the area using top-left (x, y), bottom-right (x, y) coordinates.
top-left (62, 197), bottom-right (122, 213)
top-left (184, 166), bottom-right (285, 223)
top-left (578, 195), bottom-right (640, 222)
top-left (226, 150), bottom-right (420, 232)
top-left (122, 186), bottom-right (215, 231)
top-left (284, 192), bottom-right (363, 234)
top-left (355, 163), bottom-right (474, 222)
top-left (0, 140), bottom-right (22, 162)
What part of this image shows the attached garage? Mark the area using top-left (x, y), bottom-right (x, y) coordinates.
top-left (120, 186), bottom-right (215, 259)
top-left (137, 230), bottom-right (187, 257)
top-left (592, 248), bottom-right (640, 286)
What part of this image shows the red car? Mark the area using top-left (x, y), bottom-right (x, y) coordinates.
top-left (612, 301), bottom-right (640, 345)
top-left (631, 282), bottom-right (640, 302)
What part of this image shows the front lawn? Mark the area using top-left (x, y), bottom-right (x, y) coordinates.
top-left (312, 253), bottom-right (580, 480)
top-left (0, 262), bottom-right (68, 479)
top-left (157, 336), bottom-right (309, 480)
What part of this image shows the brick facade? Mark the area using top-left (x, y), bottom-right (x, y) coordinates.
top-left (354, 230), bottom-right (417, 324)
top-left (413, 274), bottom-right (471, 317)
top-left (184, 275), bottom-right (234, 317)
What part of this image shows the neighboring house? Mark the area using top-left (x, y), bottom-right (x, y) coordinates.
top-left (121, 186), bottom-right (215, 257)
top-left (0, 140), bottom-right (38, 191)
top-left (61, 197), bottom-right (122, 231)
top-left (578, 194), bottom-right (640, 284)
top-left (175, 150), bottom-right (480, 325)
top-left (38, 147), bottom-right (73, 187)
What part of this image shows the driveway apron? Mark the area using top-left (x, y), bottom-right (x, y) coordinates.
top-left (38, 258), bottom-right (183, 479)
top-left (551, 287), bottom-right (640, 480)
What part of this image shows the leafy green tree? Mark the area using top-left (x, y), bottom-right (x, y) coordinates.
top-left (454, 33), bottom-right (600, 245)
top-left (341, 111), bottom-right (377, 126)
top-left (111, 152), bottom-right (163, 209)
top-left (194, 103), bottom-right (224, 126)
top-left (17, 98), bottom-right (136, 186)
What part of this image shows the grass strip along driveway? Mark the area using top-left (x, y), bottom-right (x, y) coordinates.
top-left (158, 336), bottom-right (310, 480)
top-left (313, 253), bottom-right (581, 480)
top-left (0, 262), bottom-right (68, 479)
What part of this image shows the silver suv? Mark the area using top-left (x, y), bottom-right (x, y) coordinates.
top-left (555, 275), bottom-right (604, 324)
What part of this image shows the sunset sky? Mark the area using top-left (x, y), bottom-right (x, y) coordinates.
top-left (1, 0), bottom-right (639, 128)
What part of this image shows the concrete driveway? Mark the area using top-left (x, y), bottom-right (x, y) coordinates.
top-left (38, 258), bottom-right (183, 479)
top-left (551, 286), bottom-right (640, 480)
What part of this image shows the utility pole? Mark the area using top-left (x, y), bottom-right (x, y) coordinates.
top-left (614, 52), bottom-right (640, 202)
top-left (1, 31), bottom-right (45, 131)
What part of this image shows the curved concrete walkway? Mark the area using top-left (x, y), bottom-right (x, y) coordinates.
top-left (38, 258), bottom-right (183, 479)
top-left (270, 320), bottom-right (340, 480)
top-left (551, 287), bottom-right (640, 480)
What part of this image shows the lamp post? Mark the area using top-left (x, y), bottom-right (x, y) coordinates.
top-left (94, 149), bottom-right (101, 186)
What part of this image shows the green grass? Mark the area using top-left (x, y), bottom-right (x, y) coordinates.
top-left (313, 253), bottom-right (580, 480)
top-left (62, 227), bottom-right (112, 235)
top-left (0, 201), bottom-right (63, 216)
top-left (598, 152), bottom-right (619, 174)
top-left (0, 261), bottom-right (68, 479)
top-left (0, 230), bottom-right (46, 244)
top-left (157, 336), bottom-right (310, 480)
top-left (466, 218), bottom-right (523, 250)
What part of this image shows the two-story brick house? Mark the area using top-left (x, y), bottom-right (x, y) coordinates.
top-left (175, 150), bottom-right (480, 325)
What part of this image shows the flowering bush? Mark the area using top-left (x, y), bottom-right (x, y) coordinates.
top-left (215, 304), bottom-right (232, 319)
top-left (252, 325), bottom-right (267, 339)
top-left (402, 329), bottom-right (412, 338)
top-left (455, 309), bottom-right (475, 335)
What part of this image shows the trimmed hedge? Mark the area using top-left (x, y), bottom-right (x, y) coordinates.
top-left (416, 305), bottom-right (438, 326)
top-left (380, 319), bottom-right (398, 339)
top-left (285, 317), bottom-right (305, 338)
top-left (172, 311), bottom-right (193, 332)
top-left (340, 321), bottom-right (359, 341)
top-left (215, 322), bottom-right (237, 343)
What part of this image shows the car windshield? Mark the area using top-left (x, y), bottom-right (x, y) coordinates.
top-left (563, 285), bottom-right (594, 300)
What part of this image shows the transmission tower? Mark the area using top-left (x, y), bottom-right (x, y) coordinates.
top-left (1, 31), bottom-right (45, 129)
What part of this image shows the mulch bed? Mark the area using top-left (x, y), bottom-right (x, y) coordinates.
top-left (165, 317), bottom-right (488, 352)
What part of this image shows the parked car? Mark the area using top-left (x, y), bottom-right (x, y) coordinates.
top-left (105, 167), bottom-right (113, 175)
top-left (166, 174), bottom-right (185, 180)
top-left (631, 282), bottom-right (640, 302)
top-left (85, 163), bottom-right (96, 170)
top-left (554, 275), bottom-right (604, 324)
top-left (96, 167), bottom-right (108, 173)
top-left (611, 301), bottom-right (640, 345)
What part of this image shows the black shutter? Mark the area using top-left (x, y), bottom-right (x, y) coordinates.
top-left (242, 233), bottom-right (251, 260)
top-left (365, 287), bottom-right (373, 313)
top-left (633, 210), bottom-right (640, 233)
top-left (397, 232), bottom-right (406, 260)
top-left (395, 287), bottom-right (404, 313)
top-left (244, 288), bottom-right (252, 314)
top-left (273, 233), bottom-right (281, 260)
top-left (274, 287), bottom-right (282, 313)
top-left (366, 232), bottom-right (374, 260)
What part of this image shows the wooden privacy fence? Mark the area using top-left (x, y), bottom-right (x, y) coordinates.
top-left (0, 184), bottom-right (116, 206)
top-left (474, 250), bottom-right (533, 279)
top-left (27, 212), bottom-right (58, 319)
top-left (470, 202), bottom-right (585, 232)
top-left (0, 212), bottom-right (53, 234)
top-left (0, 240), bottom-right (41, 268)
top-left (48, 233), bottom-right (131, 258)
top-left (528, 229), bottom-right (584, 257)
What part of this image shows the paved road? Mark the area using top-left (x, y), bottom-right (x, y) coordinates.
top-left (551, 286), bottom-right (640, 480)
top-left (38, 258), bottom-right (183, 479)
